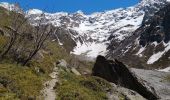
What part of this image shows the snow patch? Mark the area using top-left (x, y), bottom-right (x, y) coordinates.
top-left (136, 46), bottom-right (146, 56)
top-left (147, 52), bottom-right (163, 64)
top-left (151, 42), bottom-right (158, 47)
top-left (147, 42), bottom-right (170, 64)
top-left (71, 41), bottom-right (107, 58)
top-left (27, 9), bottom-right (43, 15)
top-left (158, 67), bottom-right (170, 72)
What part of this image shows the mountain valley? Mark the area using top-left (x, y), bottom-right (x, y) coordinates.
top-left (0, 0), bottom-right (170, 100)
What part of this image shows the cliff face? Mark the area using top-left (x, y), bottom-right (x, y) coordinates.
top-left (140, 3), bottom-right (170, 46)
top-left (107, 3), bottom-right (170, 69)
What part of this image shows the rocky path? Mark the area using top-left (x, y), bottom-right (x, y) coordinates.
top-left (41, 67), bottom-right (59, 100)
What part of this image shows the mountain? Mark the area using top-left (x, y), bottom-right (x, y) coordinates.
top-left (0, 2), bottom-right (23, 13)
top-left (0, 1), bottom-right (170, 100)
top-left (0, 0), bottom-right (169, 68)
top-left (25, 0), bottom-right (167, 58)
top-left (107, 3), bottom-right (170, 69)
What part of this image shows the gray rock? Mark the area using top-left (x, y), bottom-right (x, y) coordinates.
top-left (131, 68), bottom-right (170, 100)
top-left (71, 68), bottom-right (81, 75)
top-left (57, 59), bottom-right (67, 68)
top-left (108, 83), bottom-right (146, 100)
top-left (92, 55), bottom-right (159, 100)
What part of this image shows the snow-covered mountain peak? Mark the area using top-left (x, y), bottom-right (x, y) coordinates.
top-left (27, 9), bottom-right (43, 15)
top-left (0, 2), bottom-right (14, 10)
top-left (25, 0), bottom-right (167, 58)
top-left (0, 0), bottom-right (167, 58)
top-left (140, 0), bottom-right (165, 5)
top-left (75, 10), bottom-right (85, 15)
top-left (0, 2), bottom-right (23, 13)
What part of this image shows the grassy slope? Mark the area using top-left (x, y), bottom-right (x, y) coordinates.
top-left (0, 39), bottom-right (70, 99)
top-left (0, 64), bottom-right (45, 99)
top-left (0, 7), bottom-right (70, 99)
top-left (0, 6), bottom-right (113, 100)
top-left (56, 70), bottom-right (112, 100)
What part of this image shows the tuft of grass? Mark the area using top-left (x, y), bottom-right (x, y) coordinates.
top-left (0, 92), bottom-right (19, 100)
top-left (0, 36), bottom-right (8, 52)
top-left (0, 86), bottom-right (19, 100)
top-left (56, 70), bottom-right (112, 100)
top-left (0, 63), bottom-right (47, 99)
top-left (118, 93), bottom-right (126, 100)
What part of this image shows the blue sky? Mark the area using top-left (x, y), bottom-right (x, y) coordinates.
top-left (0, 0), bottom-right (139, 14)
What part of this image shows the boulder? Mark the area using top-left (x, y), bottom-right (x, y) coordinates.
top-left (131, 68), bottom-right (170, 99)
top-left (71, 68), bottom-right (81, 76)
top-left (92, 55), bottom-right (159, 100)
top-left (57, 59), bottom-right (67, 68)
top-left (108, 83), bottom-right (146, 100)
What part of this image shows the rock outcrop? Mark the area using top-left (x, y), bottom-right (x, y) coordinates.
top-left (92, 55), bottom-right (159, 100)
top-left (131, 68), bottom-right (170, 99)
top-left (108, 83), bottom-right (146, 100)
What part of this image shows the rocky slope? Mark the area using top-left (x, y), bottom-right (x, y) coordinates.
top-left (107, 3), bottom-right (170, 69)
